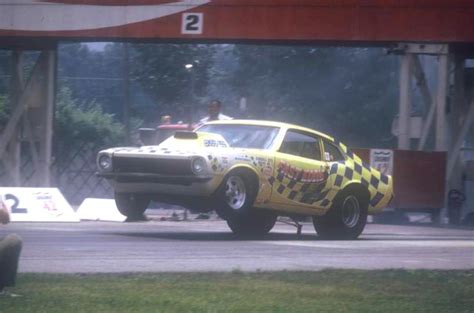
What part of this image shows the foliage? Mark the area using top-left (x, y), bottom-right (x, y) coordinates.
top-left (130, 43), bottom-right (216, 124)
top-left (0, 94), bottom-right (9, 128)
top-left (0, 48), bottom-right (125, 150)
top-left (58, 43), bottom-right (216, 127)
top-left (55, 87), bottom-right (124, 149)
top-left (0, 51), bottom-right (11, 129)
top-left (229, 45), bottom-right (399, 148)
top-left (1, 270), bottom-right (473, 313)
top-left (55, 43), bottom-right (403, 148)
top-left (0, 50), bottom-right (11, 95)
top-left (58, 43), bottom-right (125, 117)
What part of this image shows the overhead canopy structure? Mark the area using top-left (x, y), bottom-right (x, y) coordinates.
top-left (0, 0), bottom-right (474, 47)
top-left (0, 0), bottom-right (473, 210)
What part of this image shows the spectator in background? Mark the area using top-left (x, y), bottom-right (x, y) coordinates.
top-left (199, 99), bottom-right (232, 124)
top-left (160, 115), bottom-right (172, 125)
top-left (0, 200), bottom-right (22, 297)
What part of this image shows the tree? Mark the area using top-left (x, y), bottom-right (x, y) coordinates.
top-left (130, 43), bottom-right (216, 125)
top-left (55, 43), bottom-right (400, 148)
top-left (228, 45), bottom-right (399, 148)
top-left (58, 43), bottom-right (217, 126)
top-left (0, 50), bottom-right (11, 95)
top-left (55, 86), bottom-right (124, 150)
top-left (58, 43), bottom-right (124, 117)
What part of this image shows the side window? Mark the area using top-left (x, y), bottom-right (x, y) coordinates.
top-left (323, 140), bottom-right (345, 161)
top-left (279, 130), bottom-right (322, 161)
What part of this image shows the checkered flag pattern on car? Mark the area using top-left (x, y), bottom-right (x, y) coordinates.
top-left (268, 139), bottom-right (391, 211)
top-left (268, 167), bottom-right (337, 209)
top-left (333, 144), bottom-right (391, 208)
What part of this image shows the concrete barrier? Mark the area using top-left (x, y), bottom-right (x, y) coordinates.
top-left (77, 198), bottom-right (126, 222)
top-left (0, 187), bottom-right (79, 222)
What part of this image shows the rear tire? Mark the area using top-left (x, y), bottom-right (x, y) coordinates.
top-left (115, 192), bottom-right (150, 221)
top-left (312, 190), bottom-right (368, 240)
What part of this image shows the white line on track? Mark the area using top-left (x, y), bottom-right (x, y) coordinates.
top-left (258, 240), bottom-right (474, 249)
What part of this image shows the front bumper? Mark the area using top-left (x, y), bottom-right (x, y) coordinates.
top-left (97, 171), bottom-right (220, 196)
top-left (97, 172), bottom-right (212, 185)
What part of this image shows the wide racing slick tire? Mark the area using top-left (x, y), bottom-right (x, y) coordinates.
top-left (214, 168), bottom-right (259, 221)
top-left (227, 211), bottom-right (277, 238)
top-left (214, 168), bottom-right (277, 237)
top-left (115, 192), bottom-right (150, 221)
top-left (312, 189), bottom-right (368, 240)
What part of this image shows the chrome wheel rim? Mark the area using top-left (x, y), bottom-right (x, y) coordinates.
top-left (225, 176), bottom-right (246, 210)
top-left (342, 195), bottom-right (360, 228)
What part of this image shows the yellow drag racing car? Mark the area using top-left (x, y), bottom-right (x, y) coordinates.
top-left (97, 120), bottom-right (393, 239)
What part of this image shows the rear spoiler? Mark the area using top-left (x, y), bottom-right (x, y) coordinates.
top-left (174, 131), bottom-right (198, 140)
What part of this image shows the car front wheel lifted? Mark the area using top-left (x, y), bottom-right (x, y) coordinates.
top-left (215, 169), bottom-right (276, 237)
top-left (215, 169), bottom-right (258, 220)
top-left (115, 192), bottom-right (150, 221)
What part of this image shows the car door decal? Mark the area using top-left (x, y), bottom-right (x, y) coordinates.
top-left (268, 160), bottom-right (333, 208)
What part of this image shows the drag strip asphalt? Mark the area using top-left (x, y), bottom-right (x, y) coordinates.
top-left (1, 219), bottom-right (473, 273)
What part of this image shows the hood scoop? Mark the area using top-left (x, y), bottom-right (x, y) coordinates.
top-left (174, 131), bottom-right (198, 140)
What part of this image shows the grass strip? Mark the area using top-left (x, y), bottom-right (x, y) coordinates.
top-left (0, 270), bottom-right (473, 313)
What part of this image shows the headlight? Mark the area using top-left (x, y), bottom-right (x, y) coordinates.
top-left (191, 157), bottom-right (207, 175)
top-left (98, 155), bottom-right (112, 171)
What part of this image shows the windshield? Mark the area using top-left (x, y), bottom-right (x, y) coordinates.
top-left (197, 124), bottom-right (280, 149)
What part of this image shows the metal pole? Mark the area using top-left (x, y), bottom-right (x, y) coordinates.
top-left (398, 54), bottom-right (412, 149)
top-left (434, 53), bottom-right (450, 224)
top-left (435, 54), bottom-right (449, 151)
top-left (41, 50), bottom-right (56, 187)
top-left (446, 56), bottom-right (467, 190)
top-left (447, 99), bottom-right (474, 180)
top-left (412, 55), bottom-right (435, 151)
top-left (188, 67), bottom-right (195, 130)
top-left (9, 50), bottom-right (23, 185)
top-left (123, 43), bottom-right (131, 145)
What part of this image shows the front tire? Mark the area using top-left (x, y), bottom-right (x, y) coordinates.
top-left (215, 169), bottom-right (258, 220)
top-left (215, 169), bottom-right (276, 237)
top-left (227, 212), bottom-right (277, 238)
top-left (115, 192), bottom-right (150, 220)
top-left (312, 190), bottom-right (368, 240)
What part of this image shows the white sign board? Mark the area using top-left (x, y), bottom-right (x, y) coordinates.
top-left (181, 12), bottom-right (204, 34)
top-left (0, 188), bottom-right (79, 222)
top-left (391, 116), bottom-right (423, 139)
top-left (370, 149), bottom-right (394, 176)
top-left (77, 198), bottom-right (126, 222)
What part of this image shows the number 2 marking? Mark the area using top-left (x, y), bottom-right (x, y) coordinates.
top-left (186, 15), bottom-right (199, 31)
top-left (182, 13), bottom-right (203, 34)
top-left (5, 194), bottom-right (27, 214)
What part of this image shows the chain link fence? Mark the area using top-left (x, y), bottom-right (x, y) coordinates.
top-left (54, 141), bottom-right (113, 205)
top-left (0, 140), bottom-right (113, 205)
